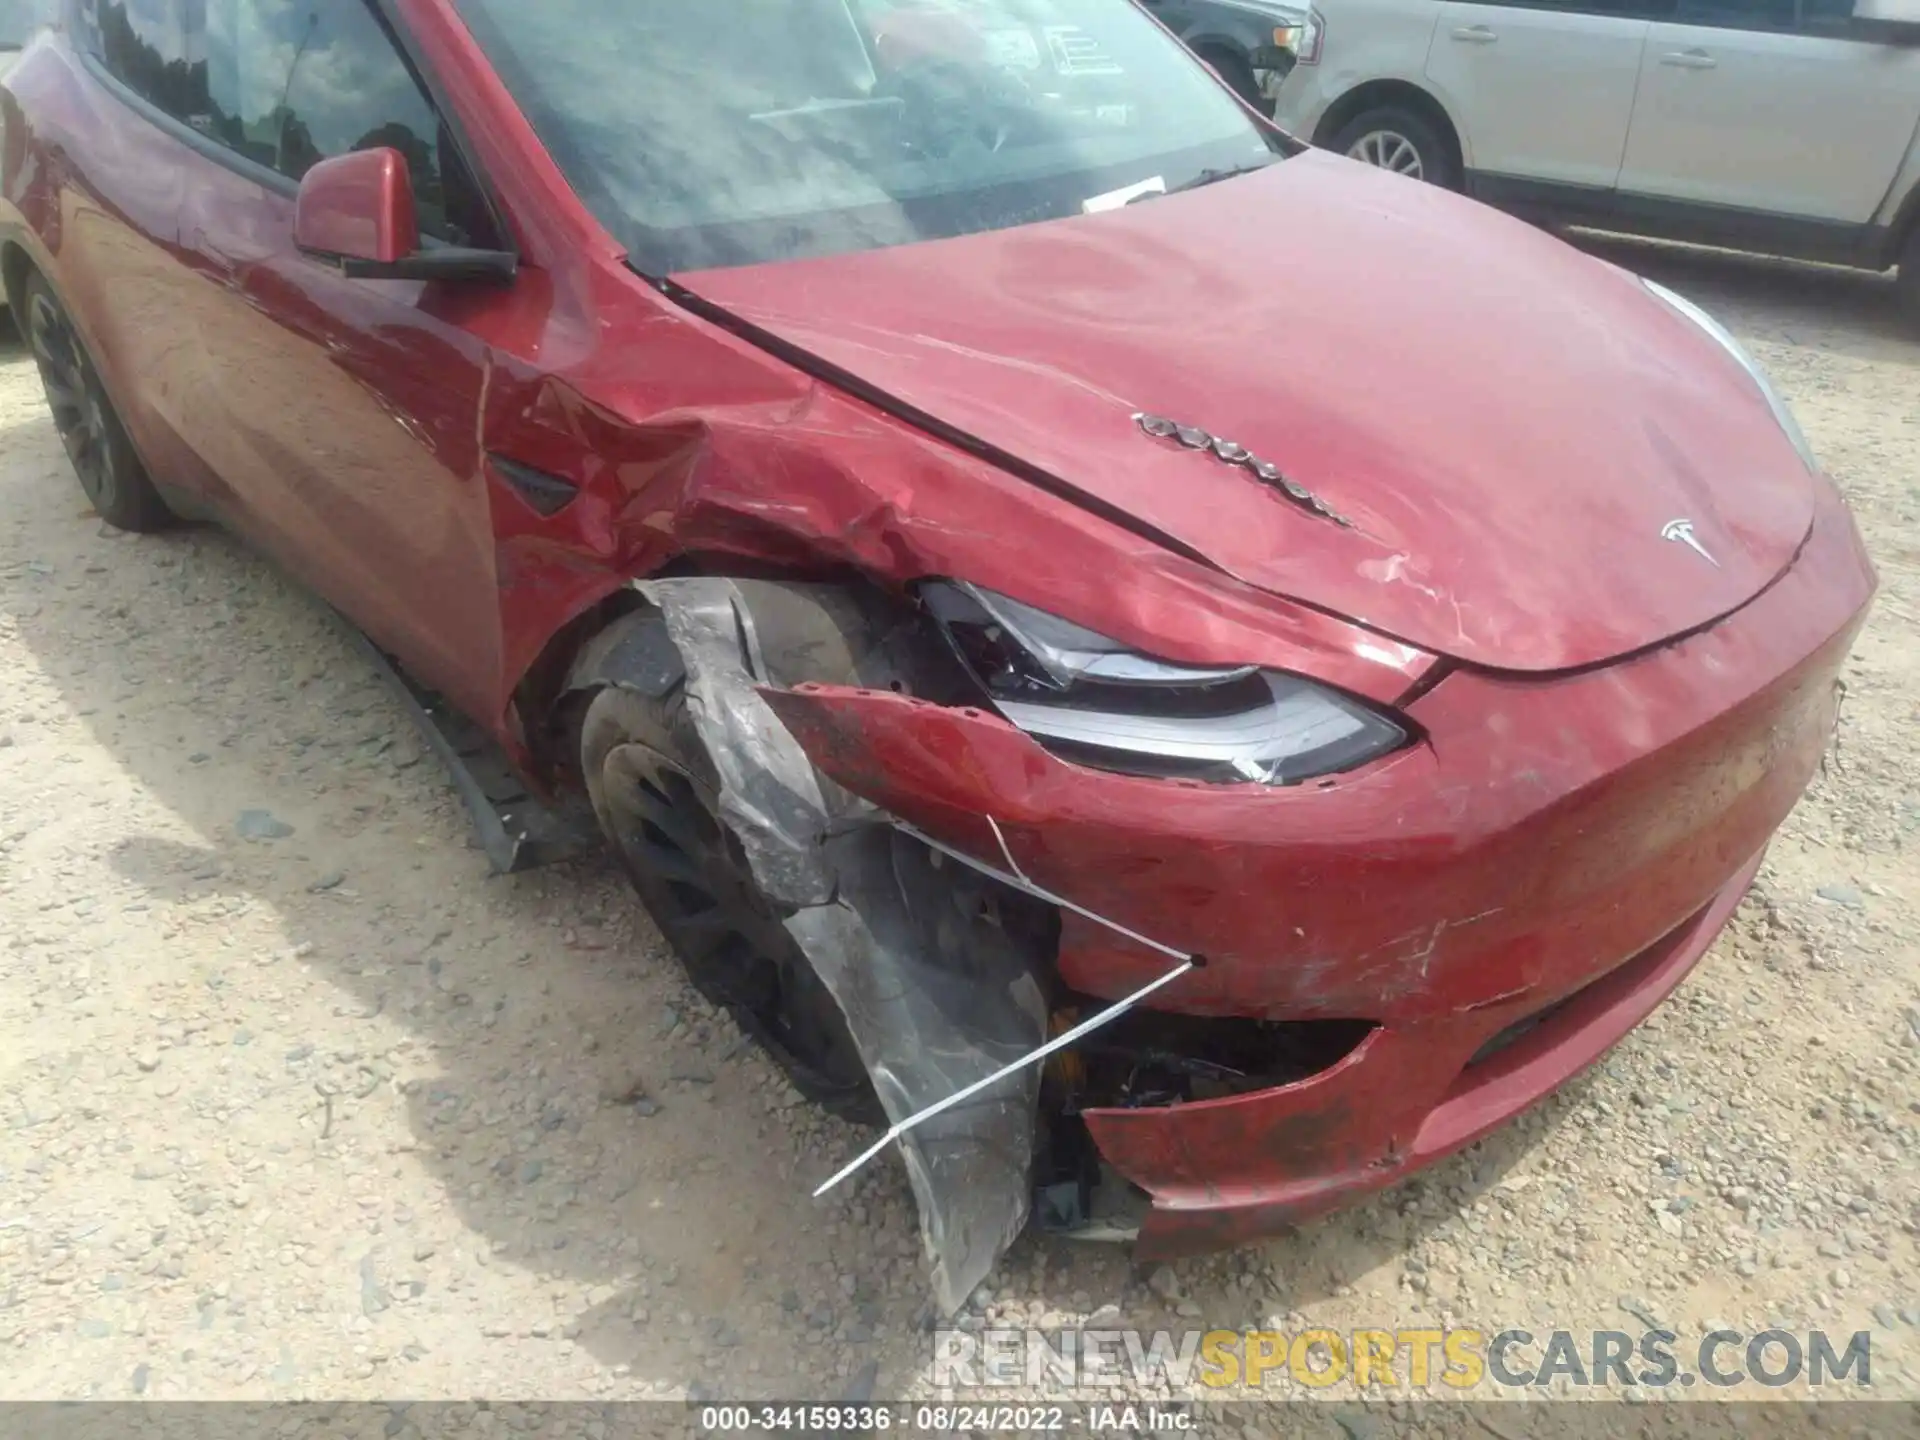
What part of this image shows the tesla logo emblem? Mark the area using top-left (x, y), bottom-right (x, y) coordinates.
top-left (1661, 518), bottom-right (1719, 567)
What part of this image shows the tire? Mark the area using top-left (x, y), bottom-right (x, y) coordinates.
top-left (1899, 223), bottom-right (1920, 326)
top-left (580, 682), bottom-right (883, 1126)
top-left (22, 272), bottom-right (174, 532)
top-left (1326, 105), bottom-right (1460, 190)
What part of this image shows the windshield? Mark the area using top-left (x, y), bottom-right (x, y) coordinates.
top-left (448, 0), bottom-right (1278, 274)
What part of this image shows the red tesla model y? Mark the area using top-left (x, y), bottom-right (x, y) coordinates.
top-left (0, 0), bottom-right (1875, 1309)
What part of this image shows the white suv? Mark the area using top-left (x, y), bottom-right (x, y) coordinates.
top-left (1271, 0), bottom-right (1920, 308)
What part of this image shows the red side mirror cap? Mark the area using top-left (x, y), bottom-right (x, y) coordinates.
top-left (293, 148), bottom-right (421, 266)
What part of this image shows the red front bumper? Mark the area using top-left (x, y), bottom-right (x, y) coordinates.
top-left (764, 482), bottom-right (1875, 1254)
top-left (1083, 851), bottom-right (1758, 1254)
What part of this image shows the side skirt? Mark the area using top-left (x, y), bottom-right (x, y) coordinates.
top-left (334, 619), bottom-right (603, 875)
top-left (1465, 171), bottom-right (1888, 271)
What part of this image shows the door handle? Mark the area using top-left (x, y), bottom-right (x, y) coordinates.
top-left (1450, 24), bottom-right (1498, 41)
top-left (1660, 48), bottom-right (1717, 68)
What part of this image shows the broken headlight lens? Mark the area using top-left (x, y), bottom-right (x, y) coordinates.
top-left (921, 581), bottom-right (1407, 785)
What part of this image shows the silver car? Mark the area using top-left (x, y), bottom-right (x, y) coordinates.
top-left (1272, 0), bottom-right (1920, 311)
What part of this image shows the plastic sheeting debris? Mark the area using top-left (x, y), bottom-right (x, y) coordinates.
top-left (630, 578), bottom-right (1046, 1313)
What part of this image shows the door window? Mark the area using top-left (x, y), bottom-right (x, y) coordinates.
top-left (83, 0), bottom-right (494, 246)
top-left (1670, 0), bottom-right (1796, 28)
top-left (1452, 0), bottom-right (1677, 15)
top-left (1669, 0), bottom-right (1872, 33)
top-left (1796, 0), bottom-right (1855, 33)
top-left (201, 0), bottom-right (483, 241)
top-left (80, 0), bottom-right (199, 115)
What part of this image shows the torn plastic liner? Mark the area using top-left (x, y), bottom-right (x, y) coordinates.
top-left (630, 577), bottom-right (1047, 1313)
top-left (811, 819), bottom-right (1197, 1200)
top-left (628, 578), bottom-right (856, 907)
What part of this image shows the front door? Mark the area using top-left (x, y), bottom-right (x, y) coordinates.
top-left (153, 0), bottom-right (517, 721)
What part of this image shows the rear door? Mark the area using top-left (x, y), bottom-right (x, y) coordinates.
top-left (1424, 0), bottom-right (1660, 191)
top-left (1618, 0), bottom-right (1920, 223)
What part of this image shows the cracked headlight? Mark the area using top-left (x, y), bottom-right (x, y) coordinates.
top-left (1642, 278), bottom-right (1818, 473)
top-left (921, 581), bottom-right (1406, 785)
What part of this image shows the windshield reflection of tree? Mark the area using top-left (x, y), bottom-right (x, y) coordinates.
top-left (97, 2), bottom-right (201, 120)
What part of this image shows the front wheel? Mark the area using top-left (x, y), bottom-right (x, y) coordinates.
top-left (22, 273), bottom-right (174, 533)
top-left (580, 683), bottom-right (883, 1126)
top-left (1326, 106), bottom-right (1459, 190)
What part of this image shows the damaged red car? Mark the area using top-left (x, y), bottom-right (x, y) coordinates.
top-left (1, 0), bottom-right (1875, 1309)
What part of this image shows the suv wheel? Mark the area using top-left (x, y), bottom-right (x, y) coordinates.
top-left (1899, 223), bottom-right (1920, 324)
top-left (1327, 106), bottom-right (1459, 189)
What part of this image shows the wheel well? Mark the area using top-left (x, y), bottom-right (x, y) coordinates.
top-left (1313, 80), bottom-right (1462, 173)
top-left (1189, 38), bottom-right (1250, 72)
top-left (511, 588), bottom-right (648, 792)
top-left (511, 557), bottom-right (896, 791)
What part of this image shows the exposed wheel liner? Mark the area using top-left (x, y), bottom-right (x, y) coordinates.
top-left (590, 577), bottom-right (1051, 1315)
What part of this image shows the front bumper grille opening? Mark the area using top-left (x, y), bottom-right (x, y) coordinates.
top-left (1032, 1013), bottom-right (1375, 1237)
top-left (1057, 1009), bottom-right (1378, 1111)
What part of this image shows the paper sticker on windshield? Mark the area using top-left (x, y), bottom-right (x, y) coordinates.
top-left (1045, 25), bottom-right (1124, 75)
top-left (982, 28), bottom-right (1042, 69)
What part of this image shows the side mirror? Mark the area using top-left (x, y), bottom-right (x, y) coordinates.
top-left (295, 147), bottom-right (420, 268)
top-left (293, 147), bottom-right (516, 283)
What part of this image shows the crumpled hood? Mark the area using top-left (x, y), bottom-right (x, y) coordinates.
top-left (678, 150), bottom-right (1818, 673)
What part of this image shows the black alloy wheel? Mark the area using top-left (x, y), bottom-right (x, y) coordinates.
top-left (22, 273), bottom-right (173, 532)
top-left (581, 685), bottom-right (882, 1126)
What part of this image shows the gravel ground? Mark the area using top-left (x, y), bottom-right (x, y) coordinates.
top-left (0, 238), bottom-right (1916, 1411)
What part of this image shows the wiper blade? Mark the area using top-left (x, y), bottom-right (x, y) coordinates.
top-left (1162, 158), bottom-right (1280, 196)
